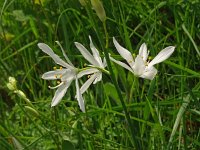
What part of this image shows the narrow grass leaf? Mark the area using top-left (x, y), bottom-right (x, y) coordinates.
top-left (182, 24), bottom-right (200, 57)
top-left (167, 95), bottom-right (191, 149)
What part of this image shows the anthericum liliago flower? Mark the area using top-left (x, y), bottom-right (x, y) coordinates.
top-left (110, 37), bottom-right (175, 80)
top-left (75, 36), bottom-right (107, 95)
top-left (38, 42), bottom-right (85, 112)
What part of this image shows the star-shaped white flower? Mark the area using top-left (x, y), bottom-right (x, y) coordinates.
top-left (75, 36), bottom-right (107, 95)
top-left (38, 42), bottom-right (85, 112)
top-left (110, 37), bottom-right (175, 80)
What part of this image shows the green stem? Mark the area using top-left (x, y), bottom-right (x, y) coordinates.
top-left (102, 21), bottom-right (140, 149)
top-left (103, 21), bottom-right (109, 49)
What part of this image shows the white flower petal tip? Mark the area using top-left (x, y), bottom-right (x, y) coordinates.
top-left (37, 43), bottom-right (43, 47)
top-left (75, 78), bottom-right (85, 113)
top-left (37, 43), bottom-right (42, 47)
top-left (38, 43), bottom-right (74, 69)
top-left (74, 42), bottom-right (100, 66)
top-left (50, 81), bottom-right (72, 107)
top-left (80, 105), bottom-right (85, 113)
top-left (51, 102), bottom-right (58, 107)
top-left (88, 36), bottom-right (104, 67)
top-left (148, 46), bottom-right (175, 68)
top-left (88, 35), bottom-right (92, 41)
top-left (139, 43), bottom-right (148, 61)
top-left (38, 43), bottom-right (53, 54)
top-left (113, 37), bottom-right (134, 67)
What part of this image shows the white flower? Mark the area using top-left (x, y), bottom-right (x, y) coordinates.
top-left (38, 42), bottom-right (85, 112)
top-left (110, 37), bottom-right (175, 80)
top-left (74, 36), bottom-right (107, 95)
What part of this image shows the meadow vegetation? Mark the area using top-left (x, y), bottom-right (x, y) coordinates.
top-left (0, 0), bottom-right (200, 149)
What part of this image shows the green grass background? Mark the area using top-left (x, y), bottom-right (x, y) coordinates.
top-left (0, 0), bottom-right (200, 149)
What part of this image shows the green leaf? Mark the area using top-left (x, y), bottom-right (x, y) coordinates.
top-left (62, 140), bottom-right (75, 150)
top-left (103, 82), bottom-right (119, 102)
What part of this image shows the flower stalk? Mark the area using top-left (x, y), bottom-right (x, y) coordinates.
top-left (99, 39), bottom-right (141, 148)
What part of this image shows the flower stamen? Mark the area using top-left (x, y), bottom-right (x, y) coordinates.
top-left (87, 75), bottom-right (91, 78)
top-left (48, 82), bottom-right (64, 89)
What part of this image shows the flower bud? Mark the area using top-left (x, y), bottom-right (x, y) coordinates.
top-left (15, 90), bottom-right (27, 100)
top-left (7, 77), bottom-right (17, 91)
top-left (91, 0), bottom-right (106, 22)
top-left (14, 90), bottom-right (33, 106)
top-left (9, 77), bottom-right (17, 84)
top-left (7, 83), bottom-right (16, 91)
top-left (24, 106), bottom-right (39, 117)
top-left (79, 0), bottom-right (87, 6)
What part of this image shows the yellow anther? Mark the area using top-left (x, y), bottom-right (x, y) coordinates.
top-left (128, 60), bottom-right (133, 63)
top-left (87, 75), bottom-right (91, 78)
top-left (53, 66), bottom-right (57, 70)
top-left (60, 67), bottom-right (63, 70)
top-left (54, 75), bottom-right (58, 78)
top-left (60, 74), bottom-right (62, 78)
top-left (84, 63), bottom-right (87, 67)
top-left (57, 81), bottom-right (61, 84)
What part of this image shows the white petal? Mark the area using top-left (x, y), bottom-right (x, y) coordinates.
top-left (110, 56), bottom-right (134, 73)
top-left (61, 69), bottom-right (76, 82)
top-left (93, 72), bottom-right (102, 84)
top-left (74, 42), bottom-right (99, 66)
top-left (148, 46), bottom-right (175, 68)
top-left (38, 43), bottom-right (74, 69)
top-left (140, 66), bottom-right (157, 80)
top-left (75, 78), bottom-right (85, 112)
top-left (113, 37), bottom-right (134, 67)
top-left (103, 57), bottom-right (107, 67)
top-left (51, 81), bottom-right (72, 107)
top-left (133, 55), bottom-right (145, 76)
top-left (139, 43), bottom-right (149, 61)
top-left (42, 69), bottom-right (67, 80)
top-left (55, 41), bottom-right (74, 67)
top-left (89, 36), bottom-right (104, 67)
top-left (79, 73), bottom-right (97, 95)
top-left (77, 68), bottom-right (99, 78)
top-left (38, 43), bottom-right (54, 55)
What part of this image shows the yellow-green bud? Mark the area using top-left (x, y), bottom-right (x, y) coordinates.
top-left (79, 0), bottom-right (87, 6)
top-left (7, 77), bottom-right (17, 91)
top-left (91, 0), bottom-right (106, 22)
top-left (9, 77), bottom-right (17, 85)
top-left (15, 90), bottom-right (27, 99)
top-left (24, 106), bottom-right (39, 117)
top-left (7, 83), bottom-right (16, 91)
top-left (14, 90), bottom-right (33, 106)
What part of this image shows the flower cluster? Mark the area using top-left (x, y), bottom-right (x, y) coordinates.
top-left (38, 36), bottom-right (175, 112)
